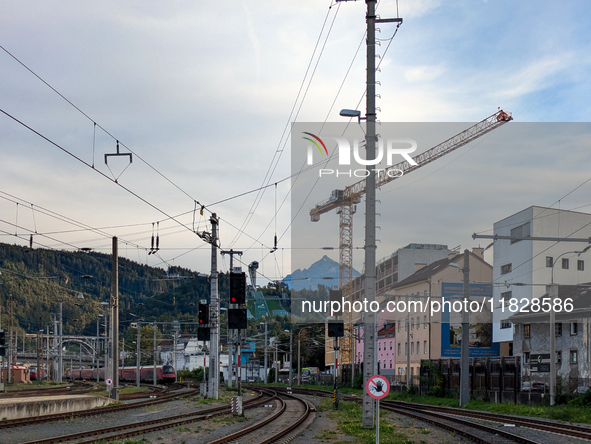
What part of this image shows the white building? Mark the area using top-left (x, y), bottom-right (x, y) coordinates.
top-left (492, 206), bottom-right (591, 353)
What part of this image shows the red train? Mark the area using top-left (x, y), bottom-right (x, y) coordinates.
top-left (67, 365), bottom-right (176, 384)
top-left (30, 366), bottom-right (44, 381)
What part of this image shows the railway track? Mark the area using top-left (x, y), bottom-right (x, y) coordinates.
top-left (0, 382), bottom-right (95, 398)
top-left (208, 389), bottom-right (314, 444)
top-left (262, 386), bottom-right (591, 444)
top-left (0, 383), bottom-right (197, 430)
top-left (17, 389), bottom-right (273, 444)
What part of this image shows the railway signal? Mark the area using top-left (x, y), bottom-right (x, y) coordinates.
top-left (327, 321), bottom-right (344, 338)
top-left (198, 303), bottom-right (210, 325)
top-left (230, 272), bottom-right (246, 304)
top-left (228, 309), bottom-right (247, 330)
top-left (198, 327), bottom-right (211, 341)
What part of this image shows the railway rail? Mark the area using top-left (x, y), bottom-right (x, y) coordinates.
top-left (0, 383), bottom-right (196, 430)
top-left (0, 382), bottom-right (95, 398)
top-left (261, 386), bottom-right (591, 444)
top-left (17, 389), bottom-right (273, 444)
top-left (208, 389), bottom-right (314, 444)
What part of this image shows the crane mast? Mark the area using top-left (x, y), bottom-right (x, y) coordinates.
top-left (310, 109), bottom-right (512, 374)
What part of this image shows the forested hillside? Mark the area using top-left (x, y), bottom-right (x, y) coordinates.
top-left (0, 242), bottom-right (213, 336)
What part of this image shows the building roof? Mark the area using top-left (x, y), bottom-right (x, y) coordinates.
top-left (378, 324), bottom-right (396, 338)
top-left (509, 284), bottom-right (591, 323)
top-left (389, 254), bottom-right (461, 289)
top-left (388, 250), bottom-right (491, 290)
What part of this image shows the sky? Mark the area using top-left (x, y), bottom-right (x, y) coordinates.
top-left (1, 0), bottom-right (590, 287)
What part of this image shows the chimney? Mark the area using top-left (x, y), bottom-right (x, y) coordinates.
top-left (472, 247), bottom-right (484, 258)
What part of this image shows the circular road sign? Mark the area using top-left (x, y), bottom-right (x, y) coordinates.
top-left (105, 378), bottom-right (113, 386)
top-left (366, 375), bottom-right (390, 400)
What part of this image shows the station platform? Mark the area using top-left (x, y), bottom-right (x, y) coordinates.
top-left (0, 394), bottom-right (114, 420)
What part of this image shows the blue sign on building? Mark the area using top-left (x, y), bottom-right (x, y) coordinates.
top-left (440, 282), bottom-right (500, 358)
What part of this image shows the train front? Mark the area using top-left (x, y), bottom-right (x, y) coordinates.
top-left (162, 365), bottom-right (176, 383)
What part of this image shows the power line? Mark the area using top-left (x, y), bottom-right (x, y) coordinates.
top-left (0, 44), bottom-right (213, 217)
top-left (0, 108), bottom-right (213, 247)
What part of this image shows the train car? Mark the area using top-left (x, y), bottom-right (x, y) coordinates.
top-left (30, 366), bottom-right (44, 381)
top-left (278, 369), bottom-right (290, 383)
top-left (67, 365), bottom-right (175, 384)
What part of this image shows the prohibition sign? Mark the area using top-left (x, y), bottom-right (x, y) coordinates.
top-left (105, 378), bottom-right (113, 386)
top-left (366, 375), bottom-right (389, 399)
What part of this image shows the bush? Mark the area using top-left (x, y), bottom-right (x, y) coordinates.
top-left (569, 389), bottom-right (591, 406)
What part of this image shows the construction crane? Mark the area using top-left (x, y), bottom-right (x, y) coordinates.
top-left (310, 109), bottom-right (512, 370)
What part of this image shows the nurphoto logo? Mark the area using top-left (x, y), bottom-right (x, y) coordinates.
top-left (303, 132), bottom-right (417, 178)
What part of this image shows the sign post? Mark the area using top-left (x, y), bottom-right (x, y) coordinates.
top-left (366, 374), bottom-right (390, 444)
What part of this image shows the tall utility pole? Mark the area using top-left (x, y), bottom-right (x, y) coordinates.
top-left (289, 330), bottom-right (293, 387)
top-left (153, 324), bottom-right (157, 386)
top-left (459, 249), bottom-right (470, 406)
top-left (549, 284), bottom-right (558, 406)
top-left (264, 322), bottom-right (268, 384)
top-left (58, 301), bottom-right (63, 383)
top-left (111, 237), bottom-right (119, 400)
top-left (361, 0), bottom-right (377, 428)
top-left (208, 214), bottom-right (220, 400)
top-left (136, 323), bottom-right (141, 389)
top-left (221, 249), bottom-right (242, 388)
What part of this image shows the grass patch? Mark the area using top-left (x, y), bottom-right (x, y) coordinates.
top-left (267, 383), bottom-right (591, 426)
top-left (191, 395), bottom-right (233, 405)
top-left (386, 391), bottom-right (591, 425)
top-left (325, 400), bottom-right (411, 444)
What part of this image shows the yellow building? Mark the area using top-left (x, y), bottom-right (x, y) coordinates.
top-left (388, 248), bottom-right (492, 380)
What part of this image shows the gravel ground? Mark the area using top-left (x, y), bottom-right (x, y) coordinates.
top-left (0, 390), bottom-right (231, 444)
top-left (136, 397), bottom-right (277, 444)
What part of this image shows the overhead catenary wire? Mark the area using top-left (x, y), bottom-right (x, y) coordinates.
top-left (226, 2), bottom-right (341, 249)
top-left (0, 44), bottom-right (213, 218)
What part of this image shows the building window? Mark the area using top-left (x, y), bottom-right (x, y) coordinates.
top-left (555, 323), bottom-right (562, 337)
top-left (417, 341), bottom-right (420, 354)
top-left (390, 340), bottom-right (393, 350)
top-left (578, 260), bottom-right (585, 271)
top-left (501, 320), bottom-right (512, 329)
top-left (501, 263), bottom-right (512, 275)
top-left (417, 316), bottom-right (420, 329)
top-left (405, 342), bottom-right (408, 355)
top-left (500, 291), bottom-right (512, 306)
top-left (524, 352), bottom-right (530, 364)
top-left (570, 350), bottom-right (578, 364)
top-left (546, 256), bottom-right (553, 267)
top-left (424, 340), bottom-right (427, 354)
top-left (398, 343), bottom-right (401, 355)
top-left (524, 324), bottom-right (530, 339)
top-left (557, 351), bottom-right (562, 365)
top-left (571, 322), bottom-right (578, 336)
top-left (378, 342), bottom-right (381, 351)
top-left (411, 342), bottom-right (415, 355)
top-left (411, 318), bottom-right (414, 330)
top-left (511, 222), bottom-right (530, 244)
top-left (562, 258), bottom-right (569, 269)
top-left (389, 360), bottom-right (392, 369)
top-left (424, 315), bottom-right (427, 328)
top-left (398, 322), bottom-right (401, 332)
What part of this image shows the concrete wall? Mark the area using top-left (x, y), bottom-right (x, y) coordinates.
top-left (0, 395), bottom-right (114, 420)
